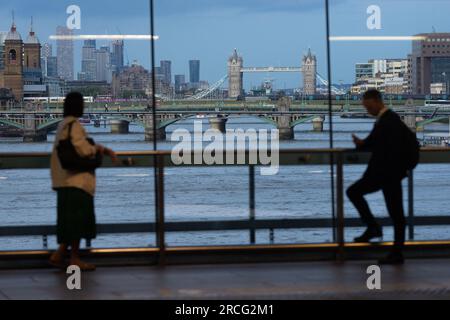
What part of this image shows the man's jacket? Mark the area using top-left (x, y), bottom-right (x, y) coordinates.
top-left (357, 109), bottom-right (409, 180)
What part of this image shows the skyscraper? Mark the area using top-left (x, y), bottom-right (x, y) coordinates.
top-left (41, 43), bottom-right (52, 59)
top-left (160, 60), bottom-right (172, 85)
top-left (41, 43), bottom-right (52, 77)
top-left (79, 39), bottom-right (96, 81)
top-left (46, 56), bottom-right (58, 77)
top-left (174, 74), bottom-right (185, 93)
top-left (56, 26), bottom-right (74, 80)
top-left (83, 40), bottom-right (96, 55)
top-left (189, 60), bottom-right (200, 84)
top-left (96, 46), bottom-right (112, 82)
top-left (111, 40), bottom-right (124, 72)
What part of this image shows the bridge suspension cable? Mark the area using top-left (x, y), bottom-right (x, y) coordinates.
top-left (160, 71), bottom-right (344, 101)
top-left (316, 73), bottom-right (346, 95)
top-left (187, 75), bottom-right (229, 100)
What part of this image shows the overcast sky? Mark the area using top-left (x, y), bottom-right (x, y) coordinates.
top-left (1, 0), bottom-right (450, 89)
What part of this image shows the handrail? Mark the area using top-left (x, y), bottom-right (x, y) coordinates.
top-left (1, 147), bottom-right (449, 157)
top-left (1, 148), bottom-right (449, 169)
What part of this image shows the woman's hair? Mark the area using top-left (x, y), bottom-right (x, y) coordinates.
top-left (63, 92), bottom-right (84, 118)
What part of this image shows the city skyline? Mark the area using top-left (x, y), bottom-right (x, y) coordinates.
top-left (1, 1), bottom-right (450, 90)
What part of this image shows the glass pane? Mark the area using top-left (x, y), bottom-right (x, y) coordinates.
top-left (155, 0), bottom-right (332, 246)
top-left (330, 0), bottom-right (450, 242)
top-left (0, 0), bottom-right (156, 250)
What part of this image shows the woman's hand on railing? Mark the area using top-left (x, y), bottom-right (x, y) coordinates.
top-left (96, 145), bottom-right (118, 164)
top-left (96, 144), bottom-right (105, 155)
top-left (104, 148), bottom-right (118, 164)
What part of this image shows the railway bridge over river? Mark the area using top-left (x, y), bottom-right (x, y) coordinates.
top-left (0, 99), bottom-right (448, 142)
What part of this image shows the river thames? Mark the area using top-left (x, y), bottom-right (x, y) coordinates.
top-left (1, 116), bottom-right (450, 250)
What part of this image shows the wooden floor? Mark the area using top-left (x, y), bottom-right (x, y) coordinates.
top-left (1, 259), bottom-right (450, 300)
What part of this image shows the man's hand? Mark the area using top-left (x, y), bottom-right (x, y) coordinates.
top-left (352, 134), bottom-right (365, 148)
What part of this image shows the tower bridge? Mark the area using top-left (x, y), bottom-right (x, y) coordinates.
top-left (240, 67), bottom-right (303, 73)
top-left (228, 48), bottom-right (319, 99)
top-left (186, 49), bottom-right (345, 101)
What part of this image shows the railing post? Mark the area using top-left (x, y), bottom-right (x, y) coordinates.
top-left (249, 165), bottom-right (256, 244)
top-left (156, 154), bottom-right (166, 266)
top-left (408, 170), bottom-right (415, 240)
top-left (336, 152), bottom-right (345, 260)
top-left (43, 235), bottom-right (48, 250)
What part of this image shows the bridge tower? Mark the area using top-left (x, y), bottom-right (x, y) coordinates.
top-left (228, 49), bottom-right (243, 99)
top-left (302, 48), bottom-right (317, 95)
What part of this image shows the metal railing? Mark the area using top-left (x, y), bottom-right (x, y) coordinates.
top-left (1, 148), bottom-right (450, 263)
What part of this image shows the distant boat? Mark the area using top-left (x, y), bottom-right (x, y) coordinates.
top-left (421, 133), bottom-right (450, 147)
top-left (340, 112), bottom-right (370, 119)
top-left (0, 126), bottom-right (22, 137)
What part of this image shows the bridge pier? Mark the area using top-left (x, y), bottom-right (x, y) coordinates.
top-left (416, 116), bottom-right (424, 132)
top-left (312, 117), bottom-right (325, 132)
top-left (276, 97), bottom-right (295, 140)
top-left (403, 115), bottom-right (417, 133)
top-left (145, 127), bottom-right (166, 141)
top-left (23, 113), bottom-right (47, 142)
top-left (278, 127), bottom-right (294, 140)
top-left (208, 116), bottom-right (228, 133)
top-left (143, 114), bottom-right (167, 141)
top-left (110, 120), bottom-right (129, 134)
top-left (23, 131), bottom-right (47, 142)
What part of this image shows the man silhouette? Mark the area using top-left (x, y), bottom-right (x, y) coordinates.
top-left (347, 89), bottom-right (408, 265)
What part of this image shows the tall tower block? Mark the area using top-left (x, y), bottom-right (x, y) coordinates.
top-left (228, 49), bottom-right (243, 99)
top-left (4, 21), bottom-right (23, 101)
top-left (302, 48), bottom-right (317, 95)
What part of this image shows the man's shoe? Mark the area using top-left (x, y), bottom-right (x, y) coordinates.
top-left (354, 227), bottom-right (383, 243)
top-left (378, 251), bottom-right (404, 265)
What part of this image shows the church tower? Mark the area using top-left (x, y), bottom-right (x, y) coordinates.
top-left (228, 49), bottom-right (243, 99)
top-left (23, 18), bottom-right (42, 87)
top-left (24, 18), bottom-right (41, 70)
top-left (4, 19), bottom-right (23, 101)
top-left (302, 48), bottom-right (317, 95)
